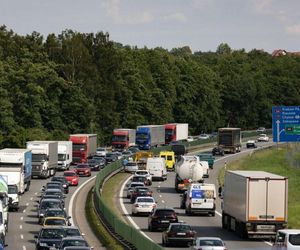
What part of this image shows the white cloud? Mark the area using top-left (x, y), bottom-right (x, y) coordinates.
top-left (126, 11), bottom-right (154, 24)
top-left (164, 12), bottom-right (187, 23)
top-left (286, 24), bottom-right (300, 35)
top-left (253, 0), bottom-right (273, 15)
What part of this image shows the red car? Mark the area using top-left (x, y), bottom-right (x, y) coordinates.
top-left (74, 164), bottom-right (91, 177)
top-left (63, 170), bottom-right (79, 186)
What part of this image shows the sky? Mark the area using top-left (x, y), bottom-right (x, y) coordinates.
top-left (1, 0), bottom-right (300, 53)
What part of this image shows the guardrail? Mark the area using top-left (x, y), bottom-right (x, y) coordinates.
top-left (92, 129), bottom-right (273, 249)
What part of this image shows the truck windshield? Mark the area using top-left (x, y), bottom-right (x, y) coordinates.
top-left (165, 129), bottom-right (174, 136)
top-left (58, 154), bottom-right (66, 161)
top-left (112, 135), bottom-right (126, 142)
top-left (8, 186), bottom-right (18, 194)
top-left (136, 133), bottom-right (148, 140)
top-left (32, 154), bottom-right (47, 162)
top-left (0, 163), bottom-right (22, 168)
top-left (72, 144), bottom-right (85, 151)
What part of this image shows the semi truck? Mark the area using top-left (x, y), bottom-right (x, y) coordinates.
top-left (136, 125), bottom-right (165, 150)
top-left (221, 170), bottom-right (288, 239)
top-left (69, 134), bottom-right (97, 164)
top-left (174, 155), bottom-right (204, 192)
top-left (57, 141), bottom-right (73, 170)
top-left (212, 127), bottom-right (241, 155)
top-left (111, 129), bottom-right (136, 151)
top-left (0, 148), bottom-right (32, 193)
top-left (0, 175), bottom-right (9, 241)
top-left (165, 123), bottom-right (189, 144)
top-left (26, 141), bottom-right (58, 178)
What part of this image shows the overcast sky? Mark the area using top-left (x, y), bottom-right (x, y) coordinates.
top-left (1, 0), bottom-right (300, 53)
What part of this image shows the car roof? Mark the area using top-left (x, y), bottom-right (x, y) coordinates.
top-left (197, 237), bottom-right (223, 240)
top-left (41, 198), bottom-right (63, 202)
top-left (277, 229), bottom-right (300, 234)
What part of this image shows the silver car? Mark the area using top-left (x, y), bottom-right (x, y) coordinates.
top-left (126, 182), bottom-right (145, 198)
top-left (190, 237), bottom-right (226, 250)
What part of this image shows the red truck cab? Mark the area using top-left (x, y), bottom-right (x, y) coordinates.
top-left (165, 124), bottom-right (177, 144)
top-left (111, 129), bottom-right (136, 151)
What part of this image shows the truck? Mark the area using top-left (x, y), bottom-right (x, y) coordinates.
top-left (26, 141), bottom-right (58, 178)
top-left (136, 125), bottom-right (165, 150)
top-left (212, 127), bottom-right (241, 155)
top-left (111, 129), bottom-right (136, 151)
top-left (0, 148), bottom-right (32, 193)
top-left (69, 134), bottom-right (97, 164)
top-left (198, 153), bottom-right (215, 169)
top-left (146, 157), bottom-right (167, 181)
top-left (221, 170), bottom-right (288, 239)
top-left (0, 176), bottom-right (9, 239)
top-left (174, 155), bottom-right (204, 192)
top-left (165, 123), bottom-right (189, 144)
top-left (57, 141), bottom-right (73, 170)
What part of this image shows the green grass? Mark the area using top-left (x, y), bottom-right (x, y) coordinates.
top-left (218, 146), bottom-right (300, 228)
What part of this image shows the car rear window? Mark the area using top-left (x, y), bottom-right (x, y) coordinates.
top-left (289, 234), bottom-right (300, 245)
top-left (200, 239), bottom-right (224, 246)
top-left (170, 225), bottom-right (191, 232)
top-left (137, 197), bottom-right (154, 203)
top-left (156, 209), bottom-right (175, 216)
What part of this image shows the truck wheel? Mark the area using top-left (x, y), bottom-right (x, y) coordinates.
top-left (210, 211), bottom-right (215, 217)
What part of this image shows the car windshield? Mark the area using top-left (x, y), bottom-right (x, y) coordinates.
top-left (41, 228), bottom-right (64, 239)
top-left (136, 171), bottom-right (147, 175)
top-left (46, 210), bottom-right (65, 217)
top-left (156, 210), bottom-right (175, 216)
top-left (45, 219), bottom-right (66, 226)
top-left (200, 239), bottom-right (224, 246)
top-left (62, 239), bottom-right (88, 247)
top-left (64, 172), bottom-right (76, 176)
top-left (64, 228), bottom-right (81, 237)
top-left (41, 201), bottom-right (61, 209)
top-left (137, 198), bottom-right (154, 203)
top-left (127, 162), bottom-right (137, 166)
top-left (170, 224), bottom-right (192, 232)
top-left (76, 165), bottom-right (89, 168)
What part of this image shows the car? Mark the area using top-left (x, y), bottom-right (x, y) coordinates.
top-left (41, 208), bottom-right (71, 225)
top-left (130, 186), bottom-right (153, 203)
top-left (148, 207), bottom-right (178, 231)
top-left (126, 182), bottom-right (145, 198)
top-left (272, 229), bottom-right (300, 250)
top-left (246, 140), bottom-right (257, 148)
top-left (122, 150), bottom-right (133, 158)
top-left (131, 196), bottom-right (156, 216)
top-left (105, 152), bottom-right (118, 164)
top-left (128, 146), bottom-right (139, 154)
top-left (92, 156), bottom-right (106, 169)
top-left (257, 133), bottom-right (269, 142)
top-left (58, 237), bottom-right (90, 250)
top-left (190, 237), bottom-right (226, 250)
top-left (43, 216), bottom-right (71, 227)
top-left (40, 194), bottom-right (65, 208)
top-left (73, 164), bottom-right (91, 177)
top-left (112, 151), bottom-right (123, 160)
top-left (42, 182), bottom-right (65, 193)
top-left (198, 134), bottom-right (210, 140)
top-left (41, 188), bottom-right (66, 200)
top-left (212, 146), bottom-right (225, 156)
top-left (51, 176), bottom-right (70, 192)
top-left (34, 227), bottom-right (66, 250)
top-left (186, 136), bottom-right (194, 142)
top-left (44, 181), bottom-right (69, 194)
top-left (95, 147), bottom-right (107, 157)
top-left (134, 170), bottom-right (152, 184)
top-left (124, 161), bottom-right (139, 173)
top-left (162, 222), bottom-right (196, 247)
top-left (87, 158), bottom-right (101, 171)
top-left (131, 175), bottom-right (150, 186)
top-left (64, 170), bottom-right (79, 186)
top-left (37, 198), bottom-right (64, 224)
top-left (256, 127), bottom-right (266, 133)
top-left (61, 226), bottom-right (84, 238)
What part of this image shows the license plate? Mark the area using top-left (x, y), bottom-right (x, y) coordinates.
top-left (161, 220), bottom-right (169, 223)
top-left (177, 232), bottom-right (186, 236)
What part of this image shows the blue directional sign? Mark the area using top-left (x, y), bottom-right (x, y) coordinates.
top-left (272, 106), bottom-right (300, 142)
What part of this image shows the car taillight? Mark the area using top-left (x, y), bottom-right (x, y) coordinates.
top-left (152, 215), bottom-right (159, 219)
top-left (186, 231), bottom-right (195, 237)
top-left (147, 192), bottom-right (152, 196)
top-left (134, 204), bottom-right (139, 207)
top-left (171, 213), bottom-right (177, 218)
top-left (168, 231), bottom-right (177, 237)
top-left (152, 204), bottom-right (156, 208)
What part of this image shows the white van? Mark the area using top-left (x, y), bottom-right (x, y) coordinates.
top-left (200, 161), bottom-right (209, 178)
top-left (185, 183), bottom-right (216, 216)
top-left (272, 229), bottom-right (300, 250)
top-left (146, 157), bottom-right (167, 181)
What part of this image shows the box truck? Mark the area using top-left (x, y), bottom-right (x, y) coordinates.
top-left (57, 141), bottom-right (72, 170)
top-left (111, 129), bottom-right (136, 151)
top-left (0, 148), bottom-right (32, 193)
top-left (69, 134), bottom-right (97, 164)
top-left (136, 125), bottom-right (165, 150)
top-left (26, 141), bottom-right (58, 178)
top-left (165, 123), bottom-right (189, 144)
top-left (221, 170), bottom-right (288, 239)
top-left (212, 128), bottom-right (241, 155)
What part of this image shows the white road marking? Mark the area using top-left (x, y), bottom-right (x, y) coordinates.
top-left (161, 200), bottom-right (165, 204)
top-left (30, 197), bottom-right (33, 201)
top-left (34, 192), bottom-right (37, 195)
top-left (23, 246), bottom-right (26, 250)
top-left (23, 210), bottom-right (26, 213)
top-left (20, 216), bottom-right (23, 221)
top-left (159, 195), bottom-right (162, 198)
top-left (20, 234), bottom-right (23, 239)
top-left (20, 225), bottom-right (22, 229)
top-left (26, 203), bottom-right (29, 206)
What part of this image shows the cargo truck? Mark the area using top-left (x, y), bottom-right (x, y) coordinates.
top-left (174, 155), bottom-right (204, 192)
top-left (57, 141), bottom-right (72, 170)
top-left (221, 170), bottom-right (288, 239)
top-left (0, 175), bottom-right (9, 237)
top-left (26, 141), bottom-right (58, 178)
top-left (136, 125), bottom-right (165, 150)
top-left (69, 134), bottom-right (97, 164)
top-left (0, 148), bottom-right (32, 193)
top-left (212, 127), bottom-right (241, 155)
top-left (111, 129), bottom-right (136, 151)
top-left (165, 123), bottom-right (189, 144)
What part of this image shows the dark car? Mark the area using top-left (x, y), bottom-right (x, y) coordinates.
top-left (40, 194), bottom-right (65, 208)
top-left (61, 226), bottom-right (84, 238)
top-left (130, 186), bottom-right (153, 203)
top-left (58, 237), bottom-right (90, 250)
top-left (162, 222), bottom-right (196, 247)
top-left (74, 164), bottom-right (91, 177)
top-left (37, 198), bottom-right (64, 224)
top-left (35, 227), bottom-right (65, 250)
top-left (105, 153), bottom-right (118, 164)
top-left (44, 181), bottom-right (69, 194)
top-left (148, 208), bottom-right (178, 231)
top-left (92, 156), bottom-right (106, 169)
top-left (212, 146), bottom-right (225, 156)
top-left (131, 176), bottom-right (150, 186)
top-left (41, 188), bottom-right (66, 203)
top-left (87, 159), bottom-right (101, 171)
top-left (51, 176), bottom-right (70, 192)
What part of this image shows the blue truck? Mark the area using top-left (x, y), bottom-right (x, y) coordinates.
top-left (136, 125), bottom-right (165, 150)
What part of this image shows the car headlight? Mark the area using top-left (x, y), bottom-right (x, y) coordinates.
top-left (39, 213), bottom-right (44, 217)
top-left (39, 243), bottom-right (48, 246)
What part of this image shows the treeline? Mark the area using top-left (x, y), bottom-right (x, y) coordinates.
top-left (0, 25), bottom-right (300, 147)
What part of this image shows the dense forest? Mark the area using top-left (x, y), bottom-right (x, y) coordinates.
top-left (0, 25), bottom-right (299, 147)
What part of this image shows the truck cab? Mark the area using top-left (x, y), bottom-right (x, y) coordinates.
top-left (8, 184), bottom-right (19, 211)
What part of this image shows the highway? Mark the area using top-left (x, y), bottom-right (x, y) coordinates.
top-left (4, 169), bottom-right (101, 250)
top-left (120, 142), bottom-right (274, 250)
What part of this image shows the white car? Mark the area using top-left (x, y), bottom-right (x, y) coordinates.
top-left (246, 140), bottom-right (257, 148)
top-left (191, 237), bottom-right (226, 250)
top-left (257, 134), bottom-right (269, 142)
top-left (124, 161), bottom-right (139, 173)
top-left (131, 196), bottom-right (156, 215)
top-left (256, 127), bottom-right (266, 133)
top-left (96, 147), bottom-right (107, 157)
top-left (126, 182), bottom-right (145, 198)
top-left (187, 136), bottom-right (194, 142)
top-left (198, 134), bottom-right (210, 140)
top-left (134, 170), bottom-right (152, 184)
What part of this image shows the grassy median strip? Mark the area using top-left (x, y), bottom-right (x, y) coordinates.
top-left (85, 187), bottom-right (124, 250)
top-left (218, 146), bottom-right (300, 228)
